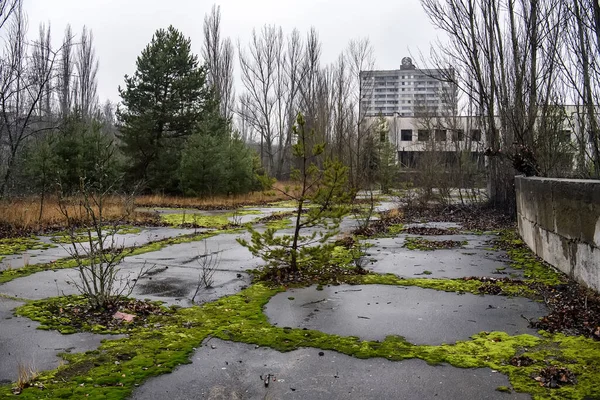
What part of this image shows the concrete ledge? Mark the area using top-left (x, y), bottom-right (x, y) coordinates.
top-left (516, 176), bottom-right (600, 291)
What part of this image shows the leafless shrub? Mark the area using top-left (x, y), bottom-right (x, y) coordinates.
top-left (191, 240), bottom-right (220, 304)
top-left (353, 189), bottom-right (377, 233)
top-left (59, 179), bottom-right (152, 309)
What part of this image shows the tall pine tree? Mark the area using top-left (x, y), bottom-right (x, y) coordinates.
top-left (117, 26), bottom-right (214, 193)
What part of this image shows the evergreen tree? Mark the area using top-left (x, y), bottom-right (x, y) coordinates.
top-left (25, 115), bottom-right (120, 196)
top-left (117, 26), bottom-right (213, 193)
top-left (375, 117), bottom-right (399, 194)
top-left (238, 113), bottom-right (350, 277)
top-left (179, 112), bottom-right (262, 197)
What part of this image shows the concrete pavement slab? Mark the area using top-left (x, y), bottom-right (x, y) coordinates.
top-left (131, 338), bottom-right (528, 400)
top-left (0, 298), bottom-right (121, 384)
top-left (265, 285), bottom-right (546, 345)
top-left (364, 236), bottom-right (521, 279)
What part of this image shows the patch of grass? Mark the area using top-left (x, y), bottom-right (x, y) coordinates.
top-left (5, 283), bottom-right (600, 399)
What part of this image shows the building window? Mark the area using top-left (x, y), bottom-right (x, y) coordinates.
top-left (471, 129), bottom-right (482, 142)
top-left (451, 129), bottom-right (464, 141)
top-left (435, 129), bottom-right (447, 141)
top-left (418, 129), bottom-right (430, 141)
top-left (401, 129), bottom-right (413, 141)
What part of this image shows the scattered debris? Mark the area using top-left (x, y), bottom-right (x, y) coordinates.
top-left (531, 281), bottom-right (600, 339)
top-left (532, 366), bottom-right (577, 388)
top-left (404, 237), bottom-right (466, 251)
top-left (510, 355), bottom-right (534, 367)
top-left (262, 373), bottom-right (271, 387)
top-left (402, 226), bottom-right (455, 236)
top-left (401, 204), bottom-right (514, 232)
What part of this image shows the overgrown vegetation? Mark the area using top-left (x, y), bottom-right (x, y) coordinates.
top-left (4, 277), bottom-right (600, 399)
top-left (239, 114), bottom-right (352, 279)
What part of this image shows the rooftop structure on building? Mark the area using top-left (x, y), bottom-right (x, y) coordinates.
top-left (360, 57), bottom-right (457, 118)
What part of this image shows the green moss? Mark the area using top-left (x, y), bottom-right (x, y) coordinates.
top-left (231, 209), bottom-right (262, 216)
top-left (4, 282), bottom-right (600, 399)
top-left (116, 226), bottom-right (143, 235)
top-left (51, 233), bottom-right (89, 244)
top-left (160, 213), bottom-right (230, 228)
top-left (15, 295), bottom-right (169, 335)
top-left (50, 226), bottom-right (143, 244)
top-left (498, 230), bottom-right (564, 286)
top-left (349, 273), bottom-right (535, 298)
top-left (0, 237), bottom-right (54, 261)
top-left (160, 210), bottom-right (261, 228)
top-left (265, 218), bottom-right (292, 230)
top-left (388, 223), bottom-right (405, 235)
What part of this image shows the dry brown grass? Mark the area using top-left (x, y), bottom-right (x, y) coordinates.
top-left (0, 196), bottom-right (157, 236)
top-left (134, 181), bottom-right (292, 210)
top-left (16, 361), bottom-right (38, 390)
top-left (0, 182), bottom-right (295, 236)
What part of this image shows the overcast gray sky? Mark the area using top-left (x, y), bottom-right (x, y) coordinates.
top-left (25, 0), bottom-right (443, 104)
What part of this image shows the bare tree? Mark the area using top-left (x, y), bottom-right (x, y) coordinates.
top-left (31, 22), bottom-right (53, 117)
top-left (0, 1), bottom-right (59, 196)
top-left (345, 38), bottom-right (375, 189)
top-left (57, 24), bottom-right (74, 117)
top-left (560, 0), bottom-right (600, 177)
top-left (274, 29), bottom-right (305, 178)
top-left (238, 25), bottom-right (283, 176)
top-left (202, 4), bottom-right (235, 119)
top-left (74, 26), bottom-right (98, 119)
top-left (0, 0), bottom-right (18, 31)
top-left (419, 0), bottom-right (567, 214)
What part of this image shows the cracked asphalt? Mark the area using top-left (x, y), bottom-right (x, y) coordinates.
top-left (0, 201), bottom-right (541, 398)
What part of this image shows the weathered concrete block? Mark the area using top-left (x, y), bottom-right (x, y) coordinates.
top-left (516, 176), bottom-right (600, 292)
top-left (573, 243), bottom-right (600, 292)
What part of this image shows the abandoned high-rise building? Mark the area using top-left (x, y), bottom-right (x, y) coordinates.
top-left (360, 57), bottom-right (457, 117)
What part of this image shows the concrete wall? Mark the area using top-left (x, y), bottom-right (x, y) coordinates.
top-left (515, 176), bottom-right (600, 291)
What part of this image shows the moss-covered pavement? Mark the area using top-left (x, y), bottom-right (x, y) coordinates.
top-left (0, 205), bottom-right (599, 399)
